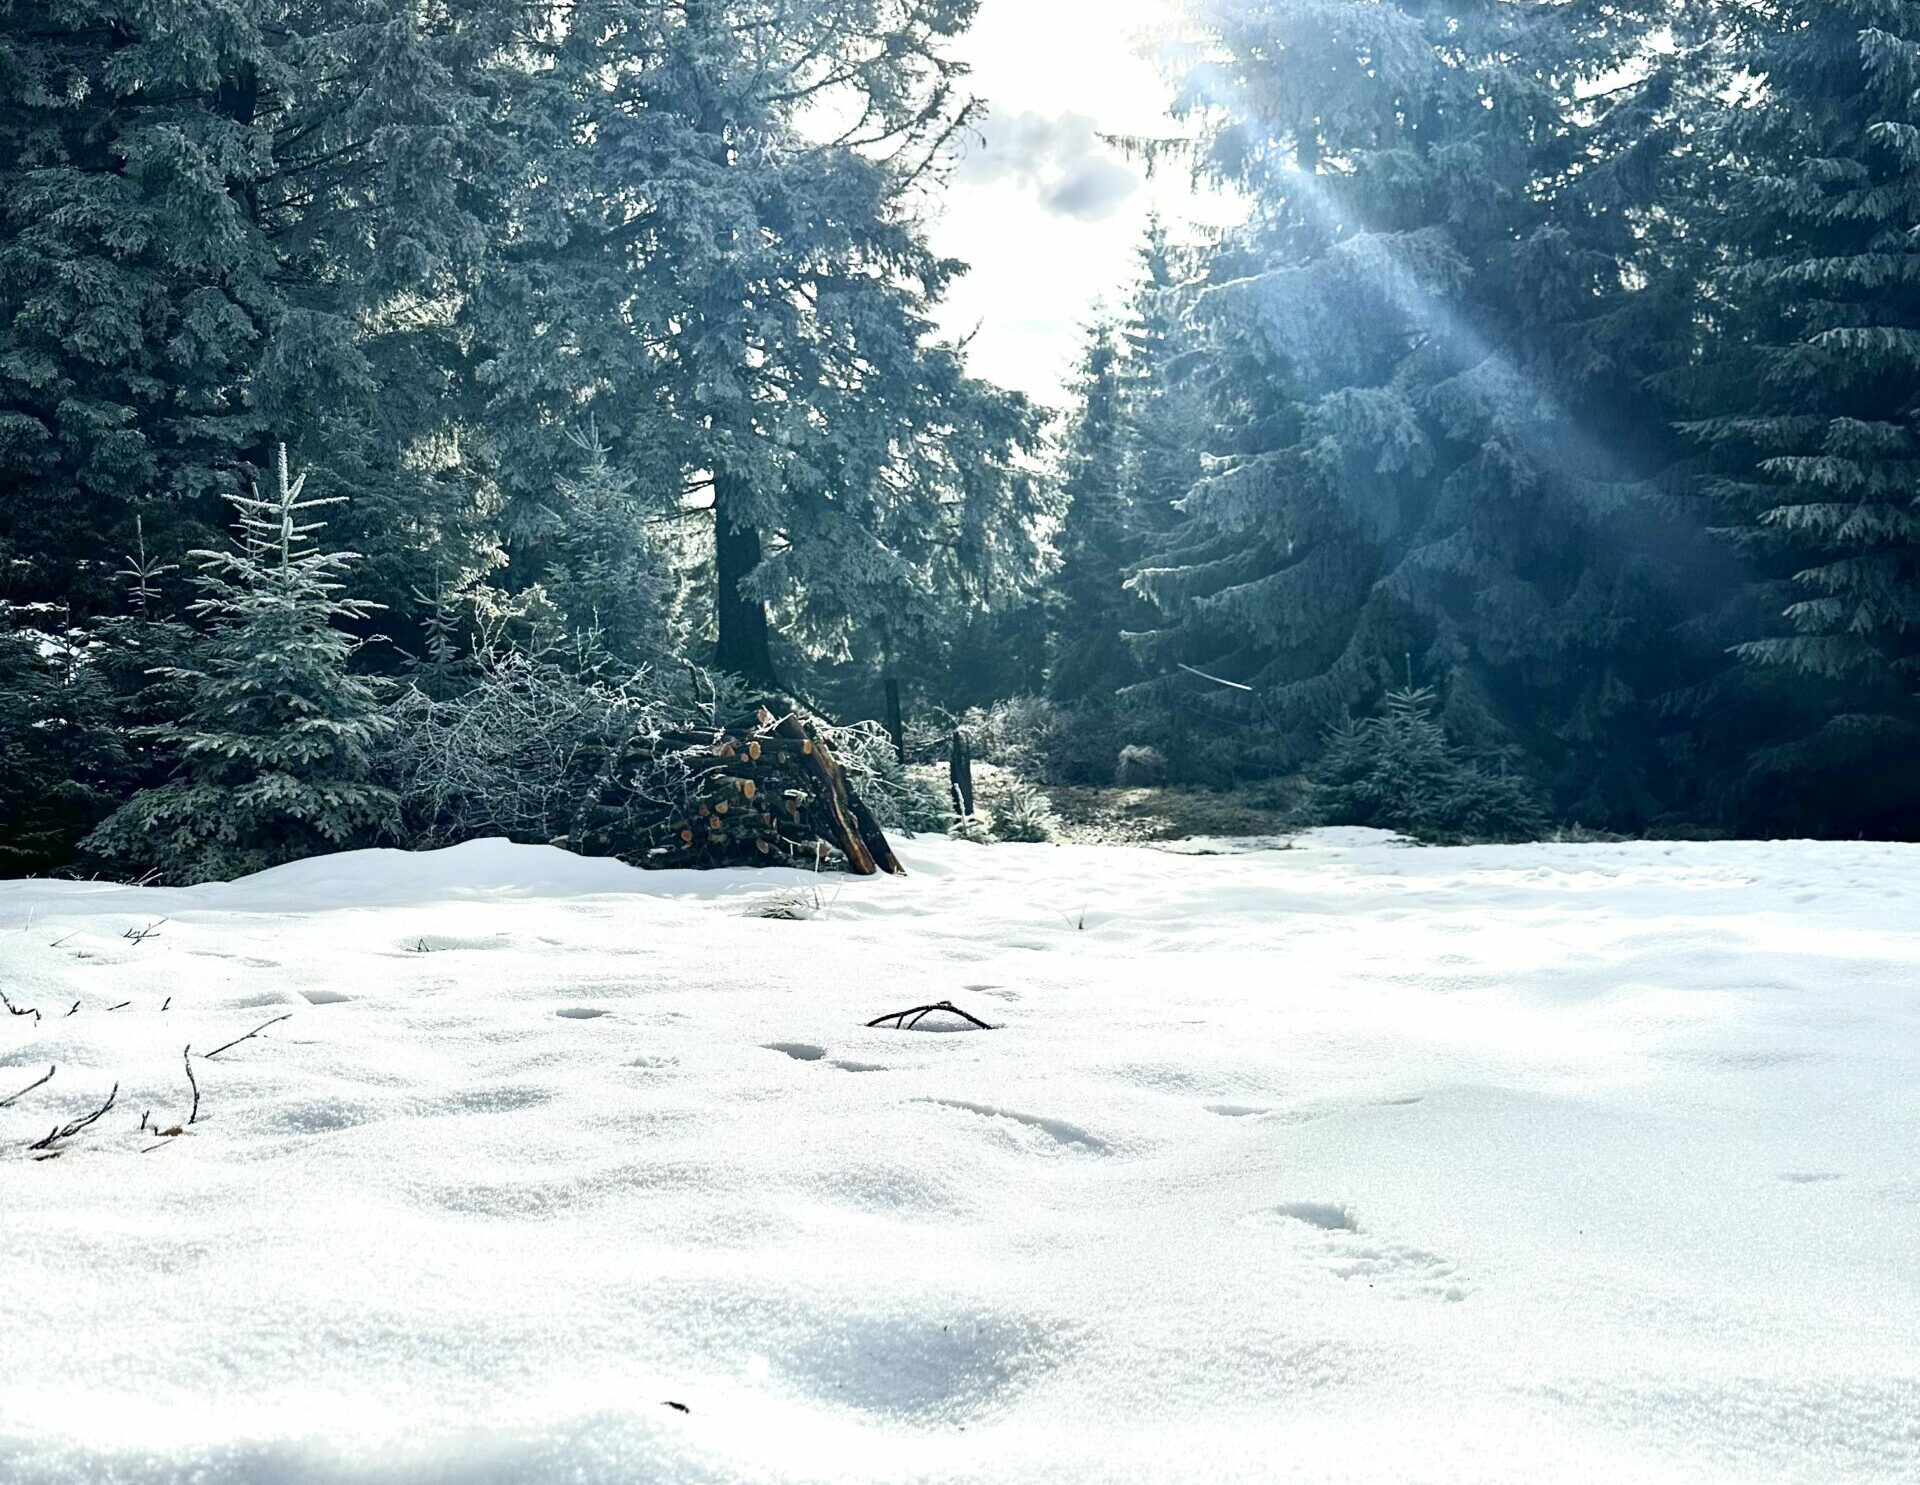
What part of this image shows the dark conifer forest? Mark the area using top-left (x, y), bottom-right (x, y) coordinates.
top-left (4, 1), bottom-right (1919, 879)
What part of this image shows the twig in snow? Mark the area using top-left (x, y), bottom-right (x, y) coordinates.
top-left (201, 1013), bottom-right (291, 1061)
top-left (123, 918), bottom-right (167, 944)
top-left (159, 996), bottom-right (171, 1012)
top-left (64, 1000), bottom-right (80, 1017)
top-left (107, 1001), bottom-right (130, 1011)
top-left (49, 930), bottom-right (79, 948)
top-left (865, 1000), bottom-right (994, 1031)
top-left (184, 1045), bottom-right (200, 1124)
top-left (27, 1082), bottom-right (118, 1151)
top-left (1, 989), bottom-right (40, 1023)
top-left (1, 1065), bottom-right (55, 1108)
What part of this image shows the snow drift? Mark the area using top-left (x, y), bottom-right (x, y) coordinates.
top-left (2, 833), bottom-right (1916, 1483)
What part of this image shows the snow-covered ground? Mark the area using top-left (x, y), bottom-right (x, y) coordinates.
top-left (2, 832), bottom-right (1917, 1484)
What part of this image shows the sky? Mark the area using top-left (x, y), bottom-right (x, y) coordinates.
top-left (927, 0), bottom-right (1241, 408)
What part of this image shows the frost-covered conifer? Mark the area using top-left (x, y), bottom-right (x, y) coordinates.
top-left (1311, 687), bottom-right (1543, 845)
top-left (1120, 1), bottom-right (1696, 826)
top-left (86, 448), bottom-right (395, 882)
top-left (0, 603), bottom-right (128, 874)
top-left (1680, 0), bottom-right (1920, 832)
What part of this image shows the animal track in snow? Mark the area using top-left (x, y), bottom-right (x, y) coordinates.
top-left (921, 1098), bottom-right (1107, 1153)
top-left (831, 1059), bottom-right (886, 1073)
top-left (555, 1007), bottom-right (610, 1020)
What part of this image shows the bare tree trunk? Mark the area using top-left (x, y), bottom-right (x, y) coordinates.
top-left (884, 677), bottom-right (906, 762)
top-left (713, 470), bottom-right (777, 687)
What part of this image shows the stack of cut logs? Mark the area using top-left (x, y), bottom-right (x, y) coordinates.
top-left (626, 705), bottom-right (904, 875)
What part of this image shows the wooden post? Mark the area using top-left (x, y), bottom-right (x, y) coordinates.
top-left (949, 728), bottom-right (975, 818)
top-left (884, 677), bottom-right (906, 763)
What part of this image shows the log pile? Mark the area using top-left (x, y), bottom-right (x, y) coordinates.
top-left (617, 705), bottom-right (905, 875)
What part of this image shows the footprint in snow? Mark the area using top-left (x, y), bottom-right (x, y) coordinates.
top-left (920, 1098), bottom-right (1107, 1153)
top-left (1260, 1202), bottom-right (1468, 1302)
top-left (1205, 1102), bottom-right (1330, 1125)
top-left (1324, 1238), bottom-right (1466, 1302)
top-left (1206, 1103), bottom-right (1272, 1119)
top-left (1273, 1201), bottom-right (1357, 1231)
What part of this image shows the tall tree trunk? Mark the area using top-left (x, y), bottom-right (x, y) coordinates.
top-left (686, 5), bottom-right (774, 691)
top-left (713, 470), bottom-right (777, 686)
top-left (884, 676), bottom-right (906, 762)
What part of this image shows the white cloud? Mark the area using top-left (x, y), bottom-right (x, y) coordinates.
top-left (928, 0), bottom-right (1242, 406)
top-left (955, 111), bottom-right (1142, 222)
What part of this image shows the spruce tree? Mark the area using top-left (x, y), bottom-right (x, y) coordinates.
top-left (1122, 0), bottom-right (1695, 825)
top-left (1050, 320), bottom-right (1135, 701)
top-left (0, 603), bottom-right (129, 874)
top-left (531, 425), bottom-right (684, 664)
top-left (0, 0), bottom-right (505, 624)
top-left (1117, 222), bottom-right (1208, 562)
top-left (470, 0), bottom-right (1049, 688)
top-left (86, 446), bottom-right (395, 882)
top-left (1052, 226), bottom-right (1209, 707)
top-left (1311, 685), bottom-right (1544, 844)
top-left (1681, 0), bottom-right (1920, 832)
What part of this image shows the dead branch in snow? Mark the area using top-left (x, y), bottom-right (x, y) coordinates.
top-left (27, 1082), bottom-right (118, 1151)
top-left (201, 1013), bottom-right (291, 1060)
top-left (1, 1065), bottom-right (54, 1108)
top-left (1, 989), bottom-right (40, 1024)
top-left (865, 1000), bottom-right (994, 1031)
top-left (184, 1045), bottom-right (200, 1125)
top-left (123, 919), bottom-right (167, 944)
